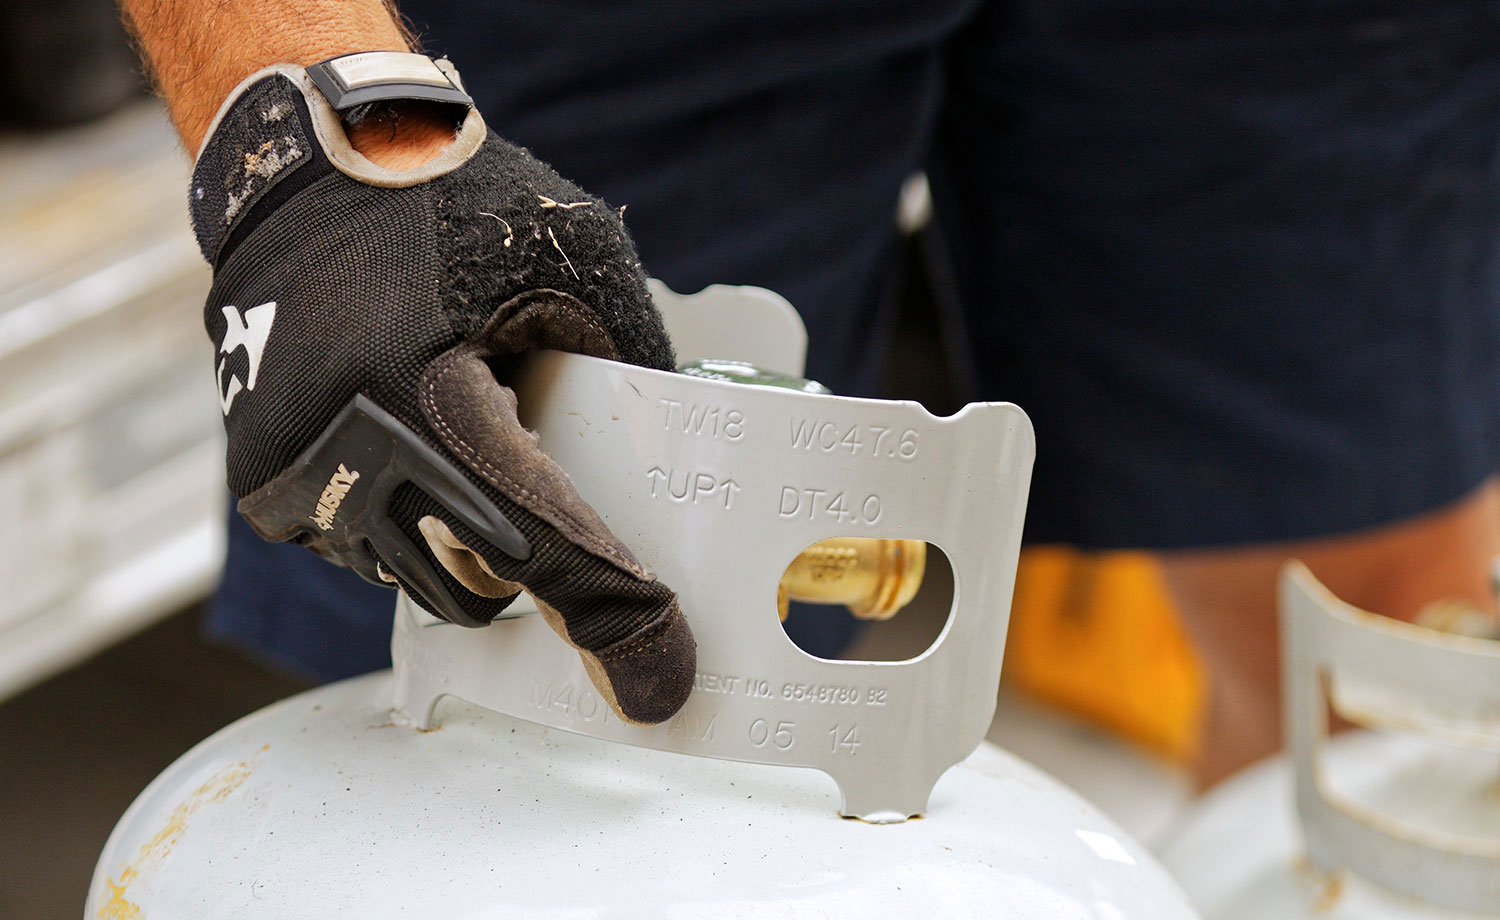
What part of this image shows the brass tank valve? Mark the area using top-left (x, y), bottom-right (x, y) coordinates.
top-left (777, 538), bottom-right (927, 621)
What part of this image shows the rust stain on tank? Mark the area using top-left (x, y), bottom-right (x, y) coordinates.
top-left (97, 745), bottom-right (269, 919)
top-left (1291, 854), bottom-right (1347, 913)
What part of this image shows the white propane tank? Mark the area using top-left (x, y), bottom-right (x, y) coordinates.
top-left (1159, 563), bottom-right (1500, 920)
top-left (87, 284), bottom-right (1202, 918)
top-left (86, 670), bottom-right (1199, 919)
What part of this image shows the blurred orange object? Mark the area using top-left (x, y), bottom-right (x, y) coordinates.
top-left (1004, 546), bottom-right (1206, 763)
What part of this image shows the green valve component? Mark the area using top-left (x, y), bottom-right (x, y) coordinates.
top-left (678, 359), bottom-right (926, 623)
top-left (677, 359), bottom-right (834, 395)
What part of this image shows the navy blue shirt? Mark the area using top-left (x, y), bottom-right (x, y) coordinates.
top-left (211, 1), bottom-right (1500, 679)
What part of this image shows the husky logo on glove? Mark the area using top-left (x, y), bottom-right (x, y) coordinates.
top-left (309, 463), bottom-right (361, 531)
top-left (217, 301), bottom-right (277, 415)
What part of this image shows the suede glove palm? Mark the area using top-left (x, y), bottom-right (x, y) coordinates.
top-left (192, 62), bottom-right (694, 725)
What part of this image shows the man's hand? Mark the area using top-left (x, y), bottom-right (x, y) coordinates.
top-left (121, 0), bottom-right (695, 725)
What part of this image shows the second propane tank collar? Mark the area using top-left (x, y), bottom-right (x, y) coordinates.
top-left (1281, 563), bottom-right (1500, 915)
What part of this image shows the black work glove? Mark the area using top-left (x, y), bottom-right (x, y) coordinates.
top-left (190, 59), bottom-right (694, 725)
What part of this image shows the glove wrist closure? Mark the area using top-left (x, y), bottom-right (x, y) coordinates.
top-left (189, 54), bottom-right (487, 265)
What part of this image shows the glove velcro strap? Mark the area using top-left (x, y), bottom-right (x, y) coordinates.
top-left (190, 74), bottom-right (326, 266)
top-left (190, 57), bottom-right (487, 266)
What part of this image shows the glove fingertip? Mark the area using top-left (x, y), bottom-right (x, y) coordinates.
top-left (579, 607), bottom-right (696, 726)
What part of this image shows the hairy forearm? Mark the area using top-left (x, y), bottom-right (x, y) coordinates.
top-left (120, 0), bottom-right (414, 153)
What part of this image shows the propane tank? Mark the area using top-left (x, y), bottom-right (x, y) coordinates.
top-left (1158, 563), bottom-right (1500, 919)
top-left (87, 283), bottom-right (1202, 919)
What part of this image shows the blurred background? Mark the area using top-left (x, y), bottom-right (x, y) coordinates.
top-left (0, 3), bottom-right (1209, 917)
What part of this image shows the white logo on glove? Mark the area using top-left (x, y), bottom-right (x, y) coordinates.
top-left (217, 301), bottom-right (276, 415)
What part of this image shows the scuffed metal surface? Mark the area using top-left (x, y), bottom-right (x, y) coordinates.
top-left (96, 747), bottom-right (266, 919)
